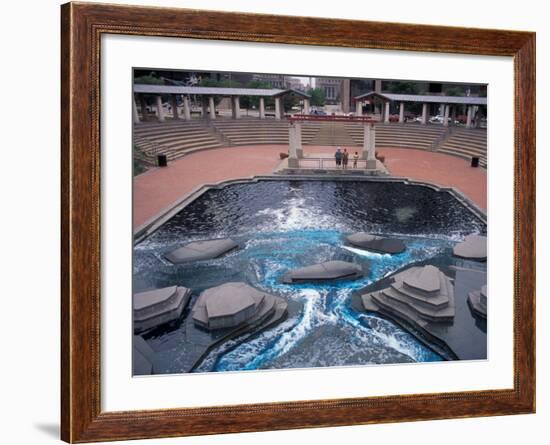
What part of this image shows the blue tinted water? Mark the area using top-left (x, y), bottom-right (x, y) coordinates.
top-left (134, 180), bottom-right (485, 373)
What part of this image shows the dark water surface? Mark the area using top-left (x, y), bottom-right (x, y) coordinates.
top-left (134, 180), bottom-right (486, 373)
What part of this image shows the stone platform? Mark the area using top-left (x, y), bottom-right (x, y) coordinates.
top-left (134, 282), bottom-right (290, 374)
top-left (468, 285), bottom-right (487, 319)
top-left (133, 285), bottom-right (192, 333)
top-left (453, 234), bottom-right (487, 261)
top-left (282, 260), bottom-right (364, 284)
top-left (165, 238), bottom-right (238, 264)
top-left (355, 265), bottom-right (487, 360)
top-left (346, 232), bottom-right (406, 254)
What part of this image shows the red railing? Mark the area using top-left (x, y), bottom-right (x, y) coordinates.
top-left (297, 158), bottom-right (369, 169)
top-left (289, 114), bottom-right (377, 123)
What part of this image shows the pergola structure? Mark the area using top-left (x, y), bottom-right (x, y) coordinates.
top-left (353, 92), bottom-right (487, 128)
top-left (287, 115), bottom-right (378, 169)
top-left (133, 84), bottom-right (311, 123)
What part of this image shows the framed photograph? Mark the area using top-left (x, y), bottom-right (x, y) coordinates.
top-left (61, 2), bottom-right (535, 442)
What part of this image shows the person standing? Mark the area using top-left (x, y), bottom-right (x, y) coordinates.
top-left (352, 151), bottom-right (359, 168)
top-left (335, 147), bottom-right (342, 167)
top-left (342, 148), bottom-right (349, 169)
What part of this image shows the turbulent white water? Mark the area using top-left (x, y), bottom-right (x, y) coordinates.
top-left (136, 180), bottom-right (486, 373)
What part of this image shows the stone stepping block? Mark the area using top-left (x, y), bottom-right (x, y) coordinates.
top-left (402, 264), bottom-right (441, 295)
top-left (467, 284), bottom-right (487, 319)
top-left (133, 335), bottom-right (156, 375)
top-left (165, 238), bottom-right (238, 264)
top-left (282, 260), bottom-right (363, 284)
top-left (192, 282), bottom-right (271, 331)
top-left (346, 232), bottom-right (406, 254)
top-left (133, 285), bottom-right (191, 333)
top-left (453, 234), bottom-right (487, 261)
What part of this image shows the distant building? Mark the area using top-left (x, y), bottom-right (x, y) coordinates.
top-left (251, 73), bottom-right (286, 89)
top-left (285, 77), bottom-right (305, 91)
top-left (315, 77), bottom-right (341, 103)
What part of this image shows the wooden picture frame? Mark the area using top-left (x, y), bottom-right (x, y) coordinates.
top-left (61, 2), bottom-right (536, 442)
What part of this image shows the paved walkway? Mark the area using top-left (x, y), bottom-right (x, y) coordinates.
top-left (134, 145), bottom-right (486, 228)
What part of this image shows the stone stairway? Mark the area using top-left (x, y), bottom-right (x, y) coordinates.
top-left (437, 128), bottom-right (487, 168)
top-left (346, 123), bottom-right (446, 151)
top-left (308, 121), bottom-right (357, 146)
top-left (212, 118), bottom-right (321, 146)
top-left (134, 120), bottom-right (223, 161)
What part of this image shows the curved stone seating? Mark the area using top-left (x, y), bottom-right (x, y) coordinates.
top-left (362, 265), bottom-right (455, 324)
top-left (453, 234), bottom-right (487, 261)
top-left (438, 128), bottom-right (487, 168)
top-left (165, 238), bottom-right (238, 264)
top-left (346, 232), bottom-right (406, 254)
top-left (467, 285), bottom-right (487, 319)
top-left (282, 260), bottom-right (363, 284)
top-left (192, 282), bottom-right (278, 331)
top-left (133, 285), bottom-right (192, 333)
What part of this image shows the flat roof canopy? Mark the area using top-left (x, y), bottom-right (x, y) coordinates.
top-left (354, 91), bottom-right (487, 105)
top-left (134, 84), bottom-right (310, 98)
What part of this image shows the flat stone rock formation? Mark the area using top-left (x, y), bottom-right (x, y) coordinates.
top-left (150, 282), bottom-right (289, 373)
top-left (192, 282), bottom-right (280, 331)
top-left (133, 285), bottom-right (191, 333)
top-left (165, 238), bottom-right (238, 264)
top-left (363, 265), bottom-right (455, 324)
top-left (133, 335), bottom-right (156, 375)
top-left (453, 234), bottom-right (487, 261)
top-left (346, 232), bottom-right (406, 254)
top-left (282, 260), bottom-right (363, 284)
top-left (468, 285), bottom-right (487, 319)
top-left (356, 265), bottom-right (487, 360)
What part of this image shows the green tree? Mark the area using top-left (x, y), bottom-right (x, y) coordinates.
top-left (243, 80), bottom-right (272, 109)
top-left (307, 88), bottom-right (326, 107)
top-left (134, 74), bottom-right (164, 85)
top-left (387, 81), bottom-right (419, 94)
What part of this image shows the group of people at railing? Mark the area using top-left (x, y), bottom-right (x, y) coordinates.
top-left (334, 147), bottom-right (360, 169)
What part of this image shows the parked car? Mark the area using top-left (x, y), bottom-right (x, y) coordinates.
top-left (428, 115), bottom-right (446, 124)
top-left (428, 115), bottom-right (458, 124)
top-left (310, 109), bottom-right (327, 116)
top-left (388, 114), bottom-right (399, 123)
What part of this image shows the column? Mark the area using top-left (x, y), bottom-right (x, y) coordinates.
top-left (132, 95), bottom-right (140, 124)
top-left (341, 79), bottom-right (351, 113)
top-left (275, 97), bottom-right (281, 120)
top-left (156, 95), bottom-right (165, 122)
top-left (303, 98), bottom-right (310, 115)
top-left (356, 100), bottom-right (362, 117)
top-left (139, 95), bottom-right (148, 121)
top-left (367, 124), bottom-right (377, 169)
top-left (259, 97), bottom-right (265, 119)
top-left (361, 123), bottom-right (371, 160)
top-left (295, 122), bottom-right (303, 158)
top-left (398, 102), bottom-right (405, 123)
top-left (288, 123), bottom-right (299, 168)
top-left (421, 103), bottom-right (428, 125)
top-left (209, 96), bottom-right (216, 120)
top-left (443, 104), bottom-right (449, 127)
top-left (384, 101), bottom-right (390, 123)
top-left (466, 105), bottom-right (473, 128)
top-left (182, 95), bottom-right (191, 121)
top-left (170, 95), bottom-right (179, 120)
top-left (450, 105), bottom-right (457, 126)
top-left (232, 96), bottom-right (240, 119)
